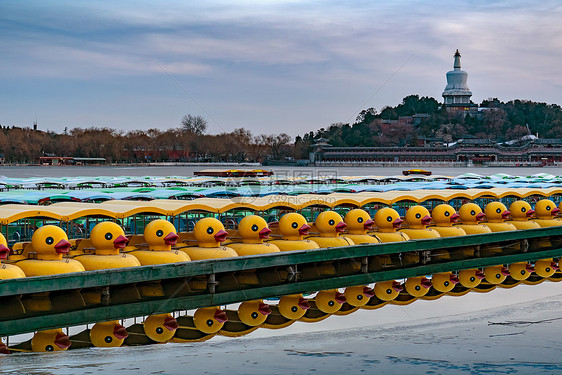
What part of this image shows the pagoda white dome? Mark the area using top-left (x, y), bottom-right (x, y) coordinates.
top-left (442, 50), bottom-right (472, 98)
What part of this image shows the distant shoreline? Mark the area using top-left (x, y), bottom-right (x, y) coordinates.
top-left (0, 161), bottom-right (557, 168)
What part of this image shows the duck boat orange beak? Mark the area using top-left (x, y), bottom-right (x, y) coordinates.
top-left (113, 235), bottom-right (128, 249)
top-left (392, 281), bottom-right (404, 292)
top-left (54, 333), bottom-right (71, 349)
top-left (393, 218), bottom-right (403, 228)
top-left (450, 213), bottom-right (460, 223)
top-left (54, 239), bottom-right (71, 254)
top-left (421, 216), bottom-right (432, 226)
top-left (113, 324), bottom-right (128, 340)
top-left (335, 222), bottom-right (347, 233)
top-left (164, 232), bottom-right (179, 246)
top-left (214, 230), bottom-right (228, 243)
top-left (298, 297), bottom-right (311, 310)
top-left (501, 210), bottom-right (511, 219)
top-left (0, 342), bottom-right (9, 354)
top-left (476, 212), bottom-right (486, 221)
top-left (335, 292), bottom-right (347, 304)
top-left (363, 219), bottom-right (375, 230)
top-left (421, 277), bottom-right (432, 289)
top-left (259, 227), bottom-right (272, 239)
top-left (214, 309), bottom-right (228, 324)
top-left (164, 316), bottom-right (179, 331)
top-left (258, 303), bottom-right (272, 316)
top-left (0, 244), bottom-right (9, 260)
top-left (298, 224), bottom-right (311, 236)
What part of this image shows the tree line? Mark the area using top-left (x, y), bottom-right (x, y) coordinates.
top-left (3, 96), bottom-right (561, 163)
top-left (0, 115), bottom-right (292, 164)
top-left (294, 95), bottom-right (562, 158)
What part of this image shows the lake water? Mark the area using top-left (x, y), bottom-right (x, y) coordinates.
top-left (0, 164), bottom-right (561, 178)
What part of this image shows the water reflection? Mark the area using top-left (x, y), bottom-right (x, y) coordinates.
top-left (2, 284), bottom-right (562, 374)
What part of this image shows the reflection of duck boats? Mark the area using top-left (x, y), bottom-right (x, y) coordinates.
top-left (402, 169), bottom-right (432, 176)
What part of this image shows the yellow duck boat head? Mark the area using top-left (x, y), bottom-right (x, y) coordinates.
top-left (374, 208), bottom-right (403, 232)
top-left (238, 215), bottom-right (272, 244)
top-left (144, 219), bottom-right (179, 251)
top-left (405, 206), bottom-right (432, 229)
top-left (432, 204), bottom-right (460, 227)
top-left (374, 280), bottom-right (403, 301)
top-left (457, 269), bottom-right (486, 288)
top-left (237, 300), bottom-right (272, 326)
top-left (509, 201), bottom-right (535, 221)
top-left (277, 294), bottom-right (310, 320)
top-left (344, 209), bottom-right (375, 235)
top-left (194, 218), bottom-right (229, 247)
top-left (315, 211), bottom-right (347, 237)
top-left (144, 313), bottom-right (179, 342)
top-left (431, 272), bottom-right (460, 293)
top-left (193, 307), bottom-right (229, 334)
top-left (509, 262), bottom-right (534, 281)
top-left (535, 199), bottom-right (560, 220)
top-left (484, 265), bottom-right (510, 284)
top-left (404, 276), bottom-right (432, 297)
top-left (90, 222), bottom-right (129, 255)
top-left (31, 225), bottom-right (72, 261)
top-left (90, 320), bottom-right (128, 347)
top-left (534, 258), bottom-right (559, 277)
top-left (344, 285), bottom-right (374, 306)
top-left (314, 289), bottom-right (347, 314)
top-left (458, 203), bottom-right (486, 224)
top-left (0, 233), bottom-right (10, 261)
top-left (278, 213), bottom-right (311, 240)
top-left (484, 202), bottom-right (510, 223)
top-left (31, 329), bottom-right (71, 352)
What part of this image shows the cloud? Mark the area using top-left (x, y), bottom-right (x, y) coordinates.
top-left (1, 0), bottom-right (562, 135)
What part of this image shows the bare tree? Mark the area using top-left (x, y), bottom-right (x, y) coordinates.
top-left (267, 133), bottom-right (291, 160)
top-left (181, 114), bottom-right (208, 135)
top-left (225, 128), bottom-right (252, 162)
top-left (251, 134), bottom-right (270, 161)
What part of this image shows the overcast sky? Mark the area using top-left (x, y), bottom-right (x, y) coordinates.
top-left (1, 0), bottom-right (561, 137)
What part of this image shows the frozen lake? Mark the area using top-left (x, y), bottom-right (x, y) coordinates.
top-left (0, 164), bottom-right (561, 178)
top-left (2, 283), bottom-right (562, 374)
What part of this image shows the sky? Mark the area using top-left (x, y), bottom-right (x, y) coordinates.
top-left (1, 1), bottom-right (562, 138)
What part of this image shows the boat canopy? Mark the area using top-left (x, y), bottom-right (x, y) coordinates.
top-left (0, 187), bottom-right (558, 224)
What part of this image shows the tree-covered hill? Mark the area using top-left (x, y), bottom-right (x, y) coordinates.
top-left (294, 95), bottom-right (562, 158)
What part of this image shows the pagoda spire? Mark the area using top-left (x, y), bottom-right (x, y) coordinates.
top-left (453, 49), bottom-right (461, 70)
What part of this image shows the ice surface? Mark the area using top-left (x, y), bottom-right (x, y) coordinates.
top-left (3, 283), bottom-right (562, 374)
